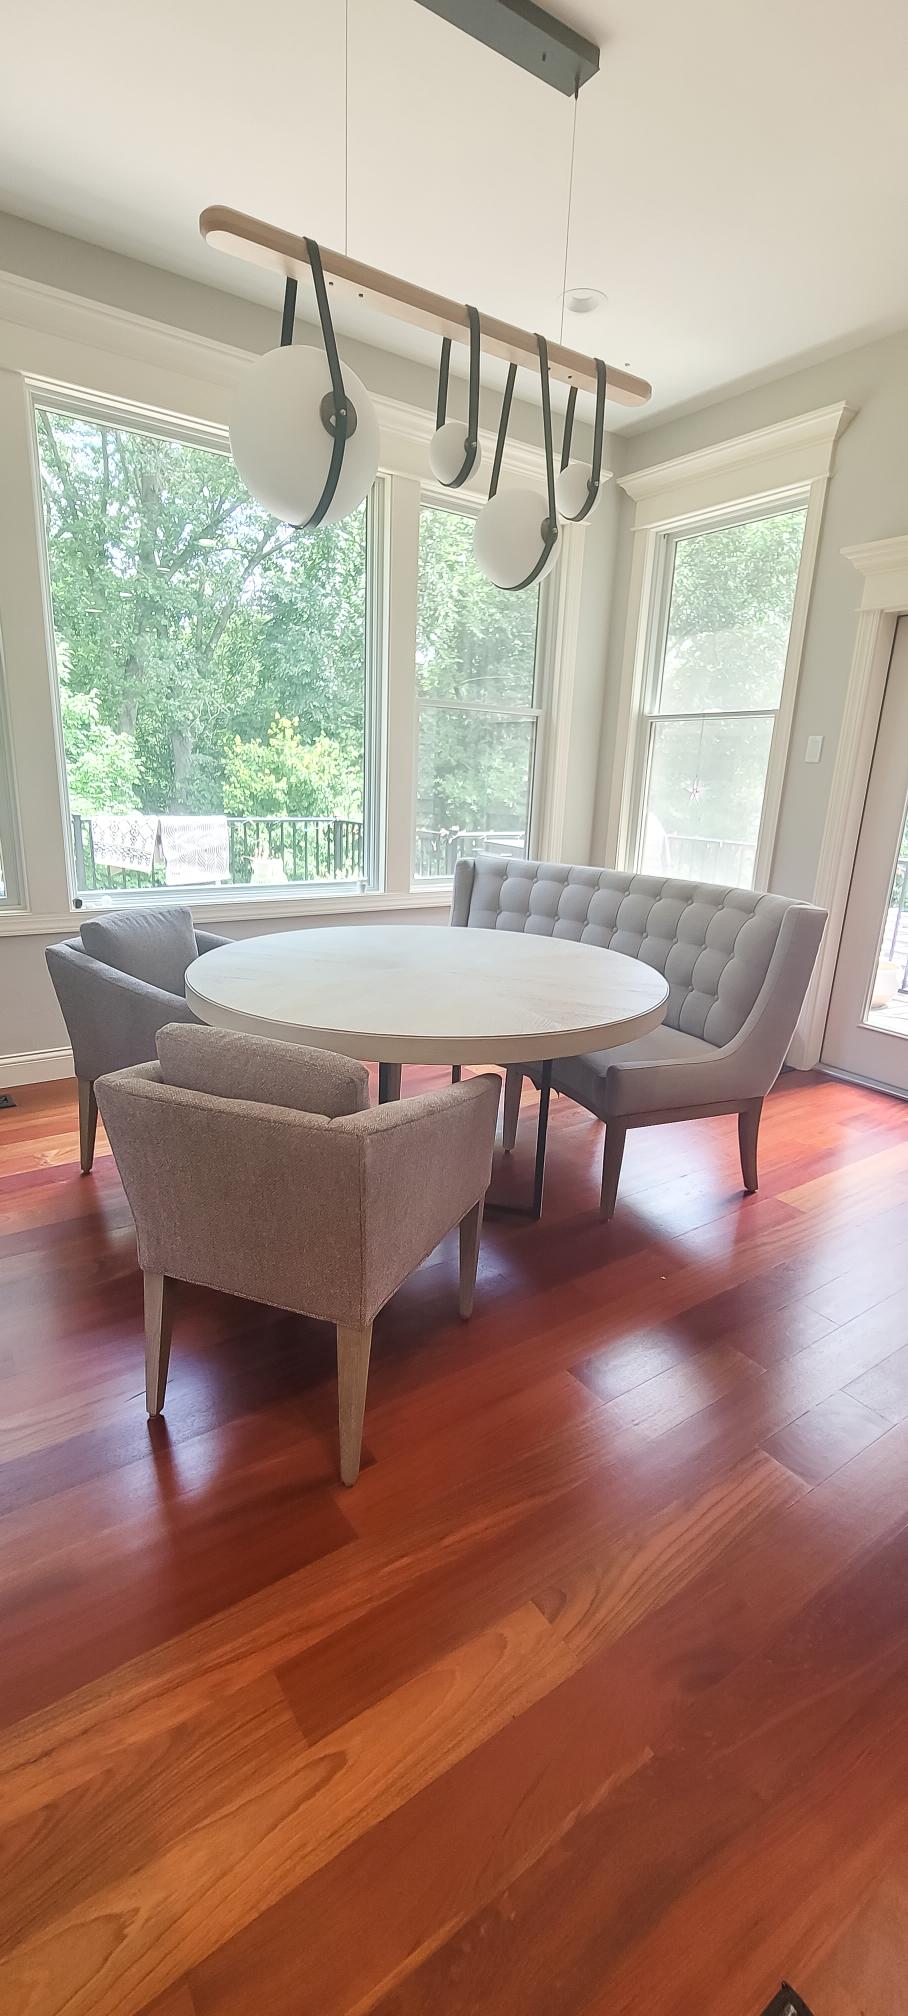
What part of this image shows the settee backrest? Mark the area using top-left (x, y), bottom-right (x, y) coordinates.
top-left (451, 854), bottom-right (821, 1051)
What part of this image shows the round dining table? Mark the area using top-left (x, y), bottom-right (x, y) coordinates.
top-left (185, 924), bottom-right (669, 1218)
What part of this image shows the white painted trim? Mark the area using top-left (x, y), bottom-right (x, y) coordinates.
top-left (0, 1045), bottom-right (73, 1087)
top-left (792, 532), bottom-right (908, 1066)
top-left (619, 402), bottom-right (852, 527)
top-left (0, 888), bottom-right (451, 940)
top-left (535, 523), bottom-right (584, 860)
top-left (841, 534), bottom-right (908, 610)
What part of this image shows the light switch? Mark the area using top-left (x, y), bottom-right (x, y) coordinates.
top-left (805, 735), bottom-right (823, 764)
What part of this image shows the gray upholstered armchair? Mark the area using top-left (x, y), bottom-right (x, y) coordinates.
top-left (452, 855), bottom-right (826, 1218)
top-left (96, 1024), bottom-right (501, 1485)
top-left (45, 906), bottom-right (226, 1173)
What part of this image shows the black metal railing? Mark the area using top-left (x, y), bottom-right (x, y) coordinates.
top-left (72, 814), bottom-right (365, 892)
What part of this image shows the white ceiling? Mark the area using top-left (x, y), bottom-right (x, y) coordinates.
top-left (1, 0), bottom-right (907, 428)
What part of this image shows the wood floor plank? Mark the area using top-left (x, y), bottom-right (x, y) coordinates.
top-left (1, 1070), bottom-right (907, 2015)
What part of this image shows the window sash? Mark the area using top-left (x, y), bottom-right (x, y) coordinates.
top-left (626, 497), bottom-right (809, 885)
top-left (32, 392), bottom-right (383, 904)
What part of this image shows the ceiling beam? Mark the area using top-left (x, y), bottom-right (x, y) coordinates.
top-left (200, 207), bottom-right (651, 407)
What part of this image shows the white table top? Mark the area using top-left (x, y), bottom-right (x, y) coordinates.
top-left (185, 925), bottom-right (669, 1066)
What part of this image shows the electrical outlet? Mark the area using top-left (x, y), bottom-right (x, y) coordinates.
top-left (805, 734), bottom-right (824, 764)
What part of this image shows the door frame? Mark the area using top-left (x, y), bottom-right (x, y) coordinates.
top-left (790, 534), bottom-right (908, 1068)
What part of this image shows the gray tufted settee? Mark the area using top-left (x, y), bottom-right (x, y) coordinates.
top-left (451, 854), bottom-right (827, 1216)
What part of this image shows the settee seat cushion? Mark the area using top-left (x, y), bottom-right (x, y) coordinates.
top-left (535, 1025), bottom-right (714, 1120)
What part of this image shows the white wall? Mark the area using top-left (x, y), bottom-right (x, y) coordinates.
top-left (593, 329), bottom-right (908, 899)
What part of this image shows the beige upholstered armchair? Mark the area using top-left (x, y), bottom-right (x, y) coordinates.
top-left (96, 1024), bottom-right (501, 1485)
top-left (452, 855), bottom-right (826, 1218)
top-left (46, 906), bottom-right (227, 1173)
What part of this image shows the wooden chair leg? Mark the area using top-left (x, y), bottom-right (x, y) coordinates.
top-left (502, 1065), bottom-right (522, 1153)
top-left (599, 1120), bottom-right (628, 1220)
top-left (458, 1198), bottom-right (484, 1319)
top-left (738, 1097), bottom-right (763, 1194)
top-left (336, 1323), bottom-right (373, 1486)
top-left (78, 1078), bottom-right (98, 1175)
top-left (144, 1272), bottom-right (174, 1416)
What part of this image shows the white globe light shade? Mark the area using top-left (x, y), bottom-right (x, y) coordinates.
top-left (473, 489), bottom-right (559, 591)
top-left (554, 458), bottom-right (611, 522)
top-left (428, 419), bottom-right (481, 486)
top-left (229, 345), bottom-right (379, 528)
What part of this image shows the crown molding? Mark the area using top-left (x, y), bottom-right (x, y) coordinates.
top-left (619, 401), bottom-right (853, 528)
top-left (0, 265), bottom-right (552, 484)
top-left (842, 534), bottom-right (908, 611)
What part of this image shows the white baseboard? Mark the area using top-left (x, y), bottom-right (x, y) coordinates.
top-left (0, 1045), bottom-right (74, 1087)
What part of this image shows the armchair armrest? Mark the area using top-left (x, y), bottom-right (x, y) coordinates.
top-left (335, 1075), bottom-right (501, 1320)
top-left (194, 930), bottom-right (229, 954)
top-left (45, 942), bottom-right (195, 1082)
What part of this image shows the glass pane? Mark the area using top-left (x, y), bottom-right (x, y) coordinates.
top-left (36, 407), bottom-right (368, 892)
top-left (415, 708), bottom-right (535, 879)
top-left (866, 803), bottom-right (908, 1039)
top-left (416, 504), bottom-right (539, 705)
top-left (640, 714), bottom-right (775, 888)
top-left (660, 509), bottom-right (807, 714)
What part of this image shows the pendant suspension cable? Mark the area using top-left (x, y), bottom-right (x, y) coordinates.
top-left (344, 0), bottom-right (350, 257)
top-left (559, 86), bottom-right (579, 348)
top-left (303, 236), bottom-right (351, 528)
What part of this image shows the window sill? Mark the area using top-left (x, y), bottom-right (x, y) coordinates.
top-left (0, 886), bottom-right (452, 938)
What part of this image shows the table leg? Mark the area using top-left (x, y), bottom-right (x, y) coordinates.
top-left (378, 1062), bottom-right (402, 1103)
top-left (487, 1059), bottom-right (553, 1221)
top-left (451, 1064), bottom-right (462, 1083)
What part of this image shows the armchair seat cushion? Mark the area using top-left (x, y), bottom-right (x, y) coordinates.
top-left (80, 906), bottom-right (198, 996)
top-left (540, 1026), bottom-right (714, 1121)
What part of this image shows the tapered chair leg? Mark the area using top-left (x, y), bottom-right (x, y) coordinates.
top-left (600, 1120), bottom-right (628, 1221)
top-left (78, 1078), bottom-right (98, 1175)
top-left (502, 1065), bottom-right (522, 1153)
top-left (738, 1098), bottom-right (763, 1194)
top-left (336, 1323), bottom-right (373, 1487)
top-left (458, 1198), bottom-right (484, 1318)
top-left (144, 1272), bottom-right (174, 1415)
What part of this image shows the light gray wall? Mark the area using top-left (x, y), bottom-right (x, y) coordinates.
top-left (0, 209), bottom-right (571, 454)
top-left (593, 328), bottom-right (908, 898)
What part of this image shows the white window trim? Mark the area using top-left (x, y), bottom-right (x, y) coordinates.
top-left (603, 402), bottom-right (852, 889)
top-left (0, 267), bottom-right (588, 937)
top-left (0, 626), bottom-right (26, 908)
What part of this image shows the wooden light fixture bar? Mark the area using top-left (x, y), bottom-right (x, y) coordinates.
top-left (200, 206), bottom-right (652, 407)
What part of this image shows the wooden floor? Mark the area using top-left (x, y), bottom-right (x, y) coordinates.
top-left (2, 1066), bottom-right (908, 2015)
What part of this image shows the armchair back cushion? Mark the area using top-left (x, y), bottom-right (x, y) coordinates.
top-left (451, 855), bottom-right (823, 1055)
top-left (156, 1022), bottom-right (370, 1118)
top-left (80, 905), bottom-right (198, 995)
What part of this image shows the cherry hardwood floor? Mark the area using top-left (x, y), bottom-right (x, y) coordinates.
top-left (1, 1064), bottom-right (908, 2014)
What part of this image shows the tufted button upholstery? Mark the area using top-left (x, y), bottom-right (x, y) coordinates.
top-left (452, 855), bottom-right (795, 1052)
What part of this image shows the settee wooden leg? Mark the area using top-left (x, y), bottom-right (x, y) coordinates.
top-left (738, 1098), bottom-right (763, 1194)
top-left (336, 1322), bottom-right (373, 1486)
top-left (599, 1120), bottom-right (627, 1220)
top-left (78, 1078), bottom-right (98, 1175)
top-left (458, 1199), bottom-right (484, 1318)
top-left (144, 1272), bottom-right (174, 1416)
top-left (502, 1065), bottom-right (522, 1153)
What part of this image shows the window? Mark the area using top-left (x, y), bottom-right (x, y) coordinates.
top-left (35, 402), bottom-right (375, 897)
top-left (633, 505), bottom-right (807, 888)
top-left (414, 501), bottom-right (542, 881)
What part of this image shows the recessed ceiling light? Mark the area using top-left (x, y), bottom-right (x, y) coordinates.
top-left (562, 287), bottom-right (608, 316)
